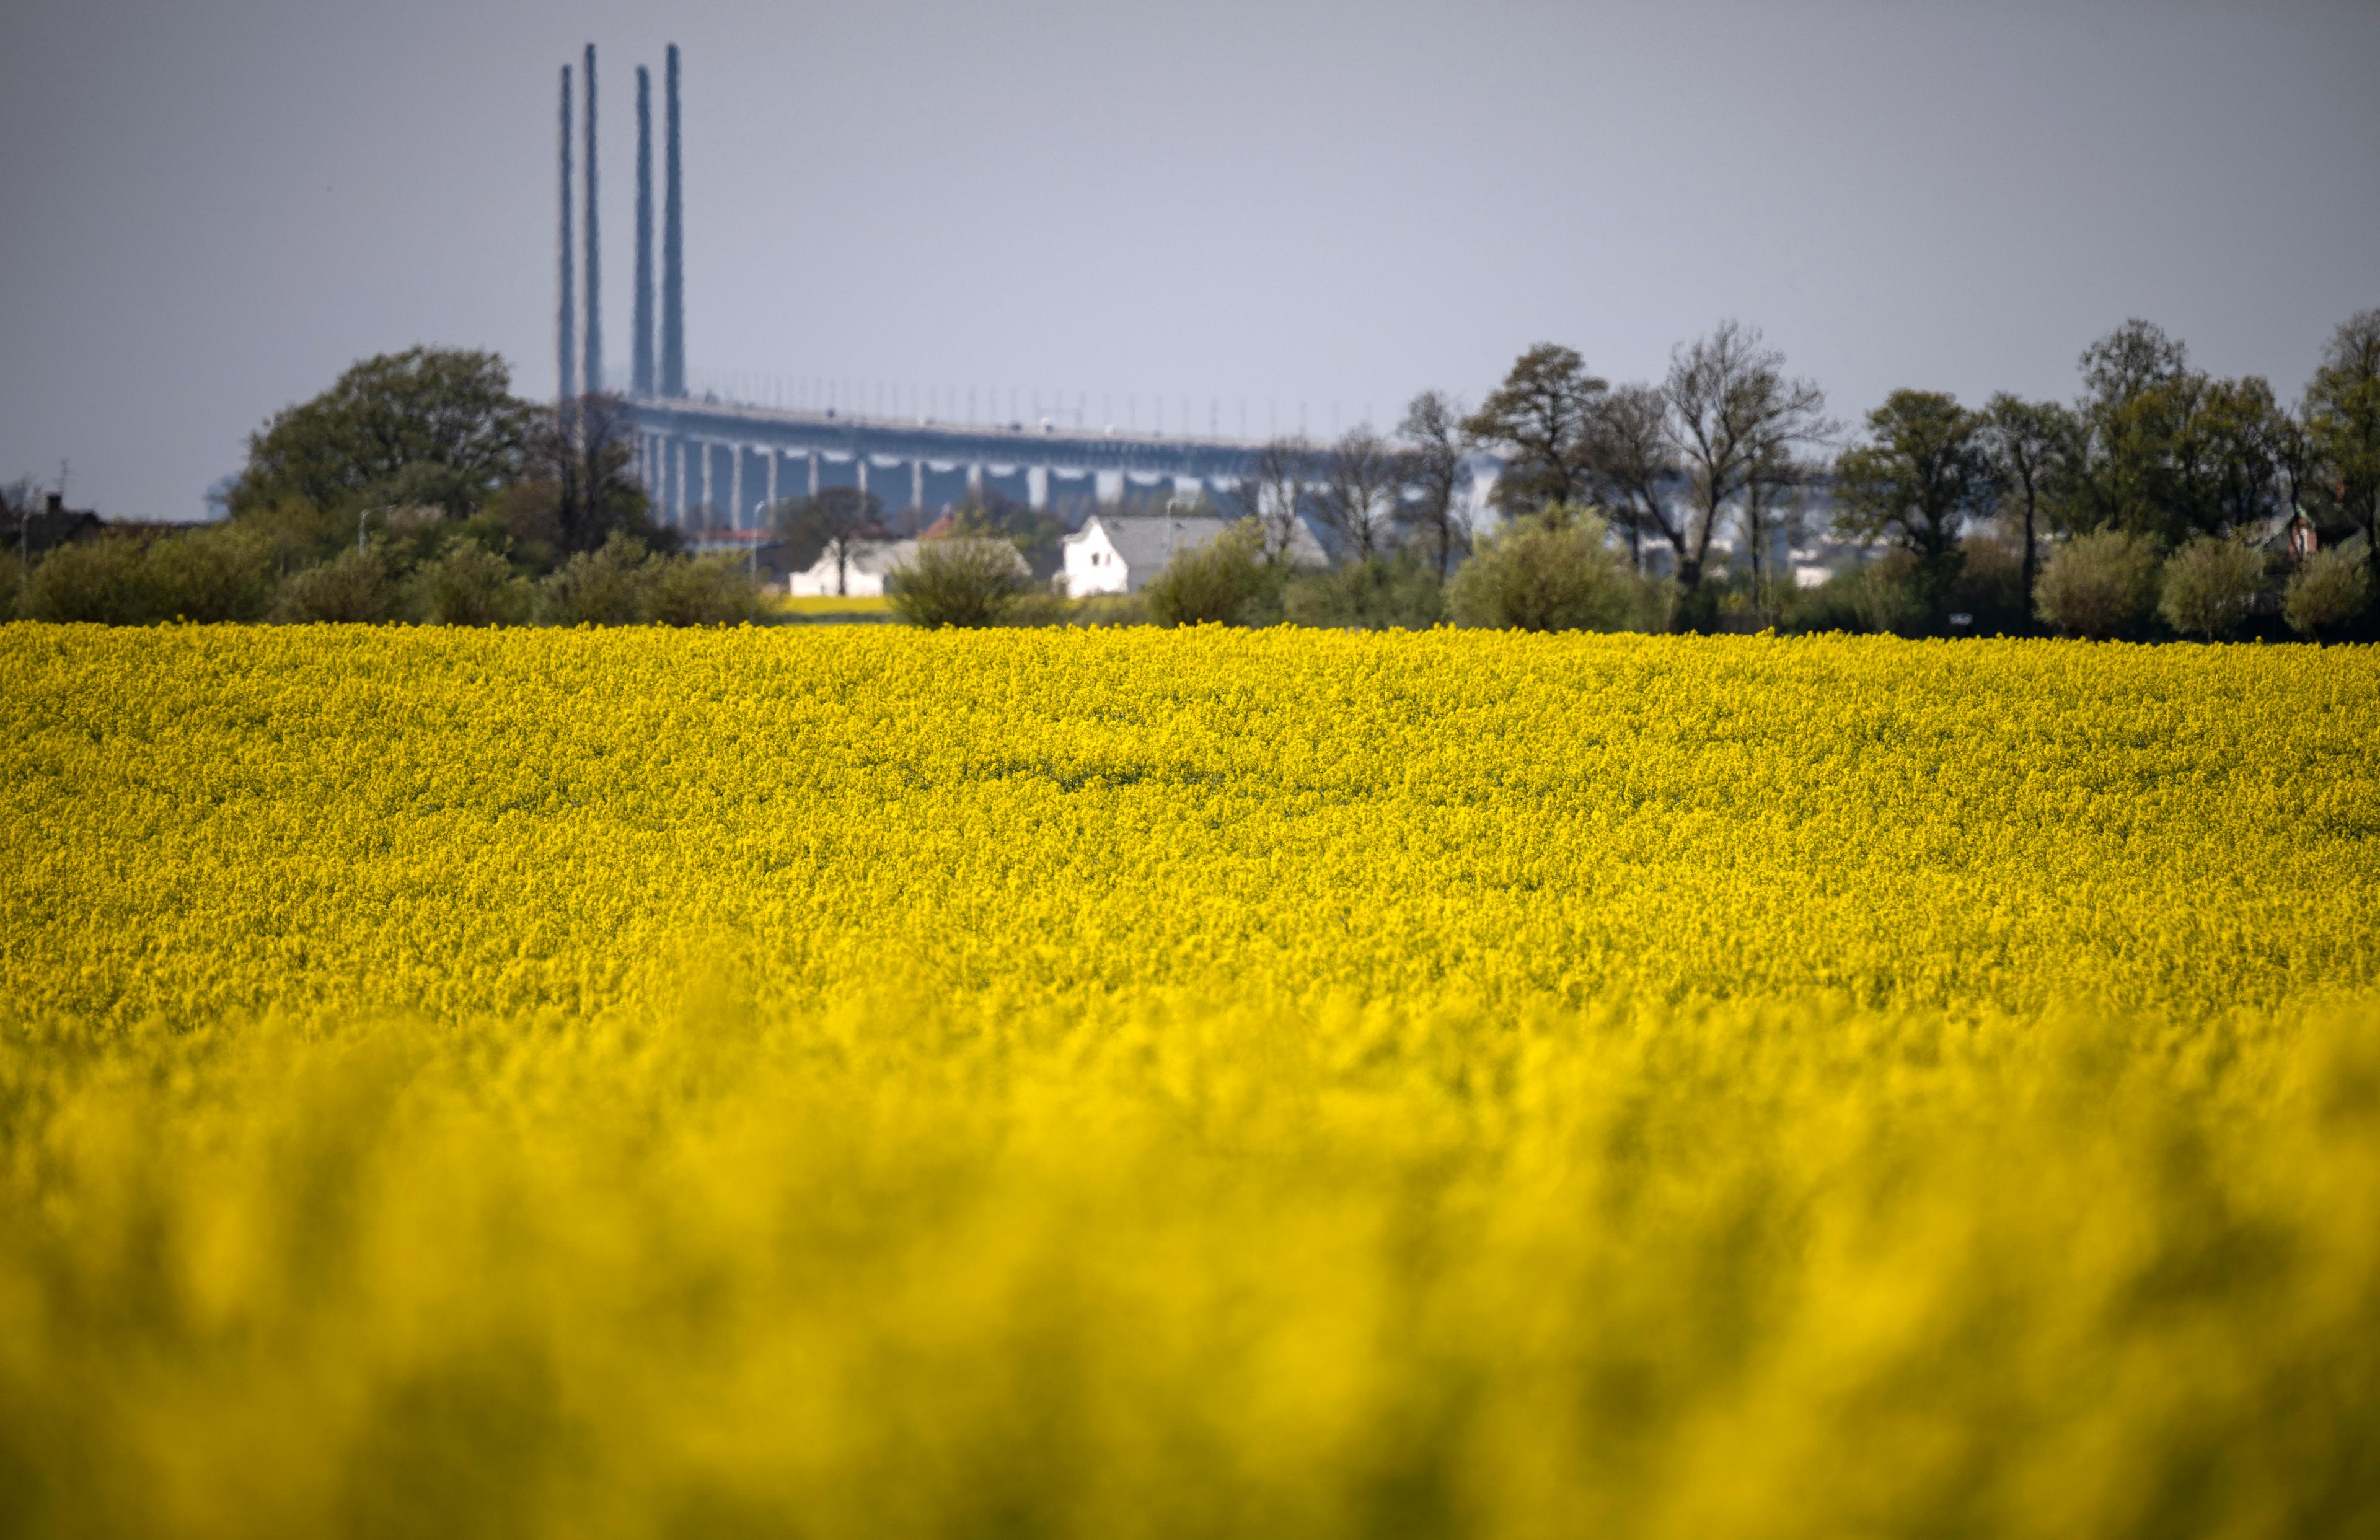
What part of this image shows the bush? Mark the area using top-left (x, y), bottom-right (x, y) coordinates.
top-left (538, 535), bottom-right (654, 625)
top-left (1446, 510), bottom-right (1632, 633)
top-left (888, 536), bottom-right (1033, 628)
top-left (21, 536), bottom-right (158, 623)
top-left (0, 555), bottom-right (19, 621)
top-left (2034, 528), bottom-right (2159, 640)
top-left (1853, 548), bottom-right (1928, 637)
top-left (1779, 570), bottom-right (1868, 634)
top-left (1949, 536), bottom-right (2029, 634)
top-left (2158, 535), bottom-right (2265, 641)
top-left (2281, 547), bottom-right (2371, 642)
top-left (408, 541), bottom-right (532, 626)
top-left (273, 548), bottom-right (402, 623)
top-left (150, 526), bottom-right (276, 622)
top-left (1284, 556), bottom-right (1445, 630)
top-left (646, 555), bottom-right (764, 627)
top-left (1145, 521), bottom-right (1276, 627)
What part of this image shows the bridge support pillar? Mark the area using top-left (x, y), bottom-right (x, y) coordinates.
top-left (967, 463), bottom-right (983, 497)
top-left (808, 451), bottom-right (819, 498)
top-left (856, 457), bottom-right (869, 503)
top-left (765, 450), bottom-right (780, 521)
top-left (699, 440), bottom-right (713, 521)
top-left (1028, 465), bottom-right (1048, 512)
top-left (911, 459), bottom-right (923, 512)
top-left (730, 444), bottom-right (745, 531)
top-left (673, 440), bottom-right (689, 527)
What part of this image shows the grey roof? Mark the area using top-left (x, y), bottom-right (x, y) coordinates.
top-left (1091, 515), bottom-right (1233, 570)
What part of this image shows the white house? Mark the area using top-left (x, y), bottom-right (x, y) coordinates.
top-left (787, 539), bottom-right (917, 597)
top-left (1060, 513), bottom-right (1326, 597)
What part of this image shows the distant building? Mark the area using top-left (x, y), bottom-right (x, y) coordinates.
top-left (2, 494), bottom-right (102, 560)
top-left (1061, 512), bottom-right (1324, 597)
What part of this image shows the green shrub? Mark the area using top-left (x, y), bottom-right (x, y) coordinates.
top-left (2281, 547), bottom-right (2371, 642)
top-left (409, 542), bottom-right (532, 625)
top-left (20, 535), bottom-right (159, 623)
top-left (150, 526), bottom-right (276, 622)
top-left (1949, 535), bottom-right (2030, 634)
top-left (2157, 535), bottom-right (2265, 641)
top-left (0, 556), bottom-right (19, 621)
top-left (888, 536), bottom-right (1033, 628)
top-left (2034, 528), bottom-right (2159, 640)
top-left (538, 535), bottom-right (654, 625)
top-left (1854, 548), bottom-right (1929, 637)
top-left (1446, 511), bottom-right (1630, 632)
top-left (646, 555), bottom-right (764, 627)
top-left (274, 548), bottom-right (402, 623)
top-left (1145, 521), bottom-right (1276, 627)
top-left (1781, 569), bottom-right (1871, 635)
top-left (1285, 556), bottom-right (1446, 630)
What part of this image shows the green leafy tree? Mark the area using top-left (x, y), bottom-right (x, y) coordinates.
top-left (1833, 391), bottom-right (1995, 628)
top-left (646, 556), bottom-right (764, 627)
top-left (2304, 310), bottom-right (2380, 589)
top-left (232, 348), bottom-right (537, 519)
top-left (1463, 345), bottom-right (1606, 514)
top-left (1980, 394), bottom-right (2079, 623)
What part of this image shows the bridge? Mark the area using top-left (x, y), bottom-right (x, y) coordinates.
top-left (624, 395), bottom-right (1315, 529)
top-left (561, 43), bottom-right (1497, 535)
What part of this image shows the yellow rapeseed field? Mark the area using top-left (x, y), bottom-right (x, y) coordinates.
top-left (2, 623), bottom-right (2376, 1538)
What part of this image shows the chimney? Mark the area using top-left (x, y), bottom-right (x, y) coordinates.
top-left (582, 43), bottom-right (602, 395)
top-left (661, 43), bottom-right (685, 398)
top-left (632, 65), bottom-right (655, 397)
top-left (557, 65), bottom-right (576, 402)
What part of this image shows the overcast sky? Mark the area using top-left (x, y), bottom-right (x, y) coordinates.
top-left (3, 0), bottom-right (2374, 519)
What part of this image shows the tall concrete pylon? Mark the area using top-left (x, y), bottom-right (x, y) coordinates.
top-left (557, 64), bottom-right (576, 402)
top-left (582, 43), bottom-right (602, 395)
top-left (661, 43), bottom-right (685, 398)
top-left (633, 64), bottom-right (654, 398)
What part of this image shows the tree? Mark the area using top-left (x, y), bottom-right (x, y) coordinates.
top-left (1227, 438), bottom-right (1313, 566)
top-left (517, 393), bottom-right (664, 559)
top-left (1662, 321), bottom-right (1831, 610)
top-left (779, 486), bottom-right (884, 597)
top-left (1396, 391), bottom-right (1469, 579)
top-left (1313, 425), bottom-right (1408, 565)
top-left (2157, 536), bottom-right (2263, 641)
top-left (2305, 309), bottom-right (2380, 589)
top-left (232, 348), bottom-right (537, 518)
top-left (1833, 391), bottom-right (1996, 627)
top-left (1980, 394), bottom-right (2078, 624)
top-left (1580, 384), bottom-right (1673, 574)
top-left (1463, 344), bottom-right (1606, 514)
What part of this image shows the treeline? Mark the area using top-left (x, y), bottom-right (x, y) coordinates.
top-left (0, 349), bottom-right (764, 627)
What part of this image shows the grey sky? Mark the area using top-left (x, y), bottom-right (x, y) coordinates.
top-left (3, 0), bottom-right (2374, 520)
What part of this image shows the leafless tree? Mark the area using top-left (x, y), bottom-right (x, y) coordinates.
top-left (1227, 436), bottom-right (1314, 565)
top-left (1396, 390), bottom-right (1469, 579)
top-left (523, 392), bottom-right (654, 555)
top-left (1314, 425), bottom-right (1409, 564)
top-left (808, 486), bottom-right (882, 596)
top-left (1661, 321), bottom-right (1831, 605)
top-left (1581, 384), bottom-right (1675, 573)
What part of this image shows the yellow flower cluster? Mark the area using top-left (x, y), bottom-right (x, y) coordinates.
top-left (1, 623), bottom-right (2375, 1538)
